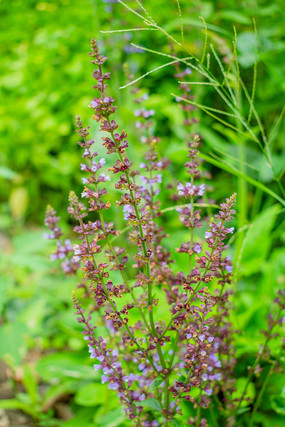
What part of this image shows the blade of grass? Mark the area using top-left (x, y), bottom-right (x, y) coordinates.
top-left (172, 95), bottom-right (239, 118)
top-left (268, 105), bottom-right (285, 144)
top-left (101, 28), bottom-right (159, 33)
top-left (210, 43), bottom-right (237, 105)
top-left (248, 18), bottom-right (258, 123)
top-left (172, 94), bottom-right (256, 140)
top-left (199, 152), bottom-right (285, 207)
top-left (176, 0), bottom-right (184, 44)
top-left (119, 57), bottom-right (192, 89)
top-left (199, 16), bottom-right (208, 64)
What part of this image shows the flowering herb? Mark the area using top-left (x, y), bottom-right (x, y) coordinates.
top-left (45, 39), bottom-right (285, 427)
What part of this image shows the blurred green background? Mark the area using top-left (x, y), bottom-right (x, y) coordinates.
top-left (0, 0), bottom-right (285, 425)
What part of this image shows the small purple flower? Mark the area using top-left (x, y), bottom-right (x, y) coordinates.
top-left (101, 375), bottom-right (109, 384)
top-left (225, 265), bottom-right (233, 273)
top-left (93, 364), bottom-right (102, 370)
top-left (108, 382), bottom-right (119, 390)
top-left (89, 100), bottom-right (98, 108)
top-left (112, 349), bottom-right (119, 358)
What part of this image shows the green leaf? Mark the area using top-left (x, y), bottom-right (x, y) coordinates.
top-left (0, 322), bottom-right (28, 365)
top-left (0, 399), bottom-right (38, 418)
top-left (94, 407), bottom-right (126, 427)
top-left (61, 407), bottom-right (95, 426)
top-left (74, 383), bottom-right (108, 407)
top-left (0, 276), bottom-right (9, 313)
top-left (240, 205), bottom-right (280, 275)
top-left (22, 364), bottom-right (39, 405)
top-left (237, 407), bottom-right (251, 415)
top-left (0, 166), bottom-right (17, 180)
top-left (137, 398), bottom-right (162, 412)
top-left (232, 377), bottom-right (255, 406)
top-left (169, 420), bottom-right (180, 427)
top-left (199, 153), bottom-right (285, 207)
top-left (42, 380), bottom-right (79, 412)
top-left (149, 377), bottom-right (163, 392)
top-left (217, 10), bottom-right (250, 25)
top-left (36, 352), bottom-right (98, 382)
top-left (271, 395), bottom-right (285, 415)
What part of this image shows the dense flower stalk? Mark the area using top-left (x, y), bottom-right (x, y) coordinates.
top-left (44, 39), bottom-right (284, 427)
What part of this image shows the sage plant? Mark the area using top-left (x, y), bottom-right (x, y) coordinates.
top-left (45, 39), bottom-right (283, 426)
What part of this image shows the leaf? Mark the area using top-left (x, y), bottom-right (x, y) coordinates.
top-left (149, 377), bottom-right (163, 392)
top-left (94, 407), bottom-right (126, 427)
top-left (217, 10), bottom-right (250, 25)
top-left (74, 383), bottom-right (108, 407)
top-left (170, 420), bottom-right (180, 426)
top-left (232, 377), bottom-right (256, 406)
top-left (237, 407), bottom-right (251, 415)
top-left (42, 380), bottom-right (79, 412)
top-left (0, 399), bottom-right (38, 418)
top-left (199, 153), bottom-right (285, 207)
top-left (36, 352), bottom-right (98, 383)
top-left (240, 205), bottom-right (280, 275)
top-left (0, 322), bottom-right (28, 365)
top-left (236, 32), bottom-right (257, 68)
top-left (0, 166), bottom-right (17, 180)
top-left (137, 398), bottom-right (162, 412)
top-left (22, 364), bottom-right (39, 405)
top-left (271, 395), bottom-right (285, 415)
top-left (60, 407), bottom-right (95, 426)
top-left (0, 276), bottom-right (9, 313)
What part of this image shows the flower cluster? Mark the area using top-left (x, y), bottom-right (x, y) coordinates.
top-left (45, 40), bottom-right (273, 427)
top-left (44, 205), bottom-right (79, 274)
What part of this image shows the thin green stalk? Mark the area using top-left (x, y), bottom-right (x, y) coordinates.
top-left (234, 306), bottom-right (283, 422)
top-left (248, 366), bottom-right (271, 427)
top-left (249, 348), bottom-right (283, 427)
top-left (234, 140), bottom-right (247, 268)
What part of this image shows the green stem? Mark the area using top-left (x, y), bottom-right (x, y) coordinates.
top-left (249, 346), bottom-right (283, 427)
top-left (248, 366), bottom-right (271, 427)
top-left (234, 307), bottom-right (282, 423)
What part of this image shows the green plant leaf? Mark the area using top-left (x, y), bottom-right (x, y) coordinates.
top-left (74, 383), bottom-right (108, 407)
top-left (22, 364), bottom-right (39, 405)
top-left (271, 395), bottom-right (285, 415)
top-left (0, 166), bottom-right (17, 180)
top-left (0, 322), bottom-right (28, 365)
top-left (137, 398), bottom-right (162, 412)
top-left (240, 205), bottom-right (280, 275)
top-left (36, 352), bottom-right (98, 382)
top-left (94, 407), bottom-right (126, 427)
top-left (200, 153), bottom-right (285, 207)
top-left (149, 377), bottom-right (163, 392)
top-left (0, 399), bottom-right (39, 418)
